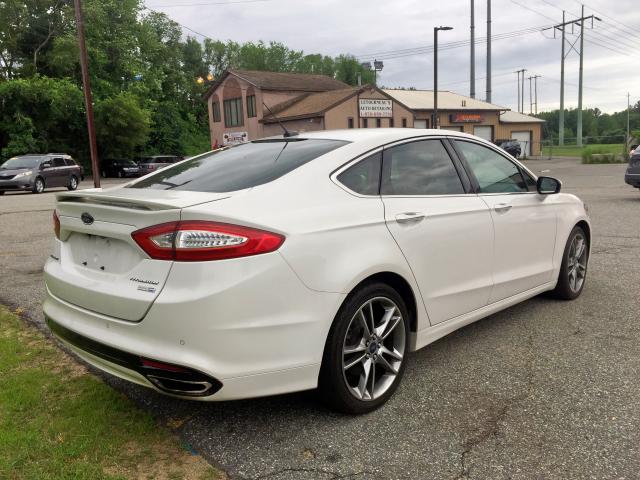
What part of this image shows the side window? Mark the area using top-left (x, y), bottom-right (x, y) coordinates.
top-left (337, 152), bottom-right (381, 195)
top-left (381, 140), bottom-right (465, 196)
top-left (454, 141), bottom-right (527, 193)
top-left (53, 158), bottom-right (66, 167)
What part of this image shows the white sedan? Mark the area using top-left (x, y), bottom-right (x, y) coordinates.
top-left (43, 129), bottom-right (590, 413)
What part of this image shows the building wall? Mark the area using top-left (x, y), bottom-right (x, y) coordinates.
top-left (324, 88), bottom-right (414, 129)
top-left (206, 75), bottom-right (307, 147)
top-left (263, 117), bottom-right (324, 137)
top-left (496, 122), bottom-right (542, 156)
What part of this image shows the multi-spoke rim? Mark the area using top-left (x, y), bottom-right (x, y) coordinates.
top-left (342, 296), bottom-right (405, 401)
top-left (568, 233), bottom-right (588, 293)
top-left (36, 178), bottom-right (44, 193)
top-left (70, 176), bottom-right (77, 189)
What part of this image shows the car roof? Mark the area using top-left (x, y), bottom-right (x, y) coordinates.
top-left (261, 128), bottom-right (481, 144)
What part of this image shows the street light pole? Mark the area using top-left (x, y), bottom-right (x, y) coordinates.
top-left (73, 0), bottom-right (100, 188)
top-left (434, 26), bottom-right (453, 129)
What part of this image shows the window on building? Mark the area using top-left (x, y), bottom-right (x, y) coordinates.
top-left (246, 95), bottom-right (257, 118)
top-left (337, 152), bottom-right (381, 195)
top-left (363, 118), bottom-right (368, 128)
top-left (224, 98), bottom-right (244, 127)
top-left (381, 140), bottom-right (465, 196)
top-left (348, 118), bottom-right (354, 129)
top-left (453, 140), bottom-right (528, 193)
top-left (212, 102), bottom-right (221, 122)
top-left (390, 118), bottom-right (394, 128)
top-left (402, 118), bottom-right (407, 128)
top-left (376, 118), bottom-right (381, 128)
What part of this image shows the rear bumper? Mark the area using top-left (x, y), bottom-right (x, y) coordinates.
top-left (43, 252), bottom-right (345, 401)
top-left (624, 172), bottom-right (640, 187)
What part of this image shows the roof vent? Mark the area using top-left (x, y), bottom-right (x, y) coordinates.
top-left (461, 100), bottom-right (467, 107)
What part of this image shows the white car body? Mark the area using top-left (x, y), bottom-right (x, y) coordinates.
top-left (43, 129), bottom-right (590, 402)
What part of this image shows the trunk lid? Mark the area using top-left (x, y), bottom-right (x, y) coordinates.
top-left (46, 188), bottom-right (230, 321)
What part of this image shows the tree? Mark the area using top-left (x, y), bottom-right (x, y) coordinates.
top-left (94, 93), bottom-right (150, 158)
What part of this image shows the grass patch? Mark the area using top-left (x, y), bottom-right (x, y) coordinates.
top-left (541, 143), bottom-right (624, 157)
top-left (0, 306), bottom-right (223, 480)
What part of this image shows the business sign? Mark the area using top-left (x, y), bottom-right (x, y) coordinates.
top-left (223, 131), bottom-right (248, 146)
top-left (359, 99), bottom-right (393, 118)
top-left (450, 113), bottom-right (483, 123)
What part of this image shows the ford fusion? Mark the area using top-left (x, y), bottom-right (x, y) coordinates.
top-left (44, 129), bottom-right (590, 413)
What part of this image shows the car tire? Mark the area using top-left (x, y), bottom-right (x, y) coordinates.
top-left (32, 177), bottom-right (45, 194)
top-left (319, 282), bottom-right (409, 414)
top-left (67, 175), bottom-right (78, 191)
top-left (550, 225), bottom-right (589, 300)
top-left (0, 191), bottom-right (5, 195)
top-left (101, 170), bottom-right (107, 178)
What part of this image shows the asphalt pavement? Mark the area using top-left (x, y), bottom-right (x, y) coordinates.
top-left (1, 160), bottom-right (639, 480)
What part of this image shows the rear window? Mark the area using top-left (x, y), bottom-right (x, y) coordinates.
top-left (128, 139), bottom-right (348, 193)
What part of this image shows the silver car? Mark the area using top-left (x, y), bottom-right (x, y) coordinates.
top-left (0, 154), bottom-right (82, 195)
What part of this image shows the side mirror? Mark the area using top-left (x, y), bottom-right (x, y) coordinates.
top-left (537, 176), bottom-right (561, 195)
top-left (41, 162), bottom-right (52, 170)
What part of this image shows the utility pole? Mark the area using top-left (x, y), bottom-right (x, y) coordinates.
top-left (73, 0), bottom-right (100, 188)
top-left (515, 70), bottom-right (520, 113)
top-left (486, 0), bottom-right (491, 103)
top-left (548, 8), bottom-right (600, 147)
top-left (577, 4), bottom-right (585, 146)
top-left (627, 92), bottom-right (631, 148)
top-left (515, 69), bottom-right (525, 113)
top-left (559, 10), bottom-right (566, 145)
top-left (470, 0), bottom-right (475, 98)
top-left (434, 26), bottom-right (454, 129)
top-left (528, 75), bottom-right (533, 114)
top-left (532, 75), bottom-right (541, 115)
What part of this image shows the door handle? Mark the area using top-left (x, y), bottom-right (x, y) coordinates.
top-left (395, 212), bottom-right (425, 224)
top-left (494, 203), bottom-right (512, 213)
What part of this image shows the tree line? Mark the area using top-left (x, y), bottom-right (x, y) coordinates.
top-left (536, 103), bottom-right (640, 145)
top-left (0, 0), bottom-right (375, 167)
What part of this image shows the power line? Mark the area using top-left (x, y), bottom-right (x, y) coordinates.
top-left (147, 0), bottom-right (273, 7)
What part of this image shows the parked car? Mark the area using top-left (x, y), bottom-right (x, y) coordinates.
top-left (137, 155), bottom-right (182, 175)
top-left (0, 153), bottom-right (81, 195)
top-left (497, 139), bottom-right (522, 158)
top-left (44, 130), bottom-right (590, 413)
top-left (624, 145), bottom-right (640, 190)
top-left (101, 158), bottom-right (140, 178)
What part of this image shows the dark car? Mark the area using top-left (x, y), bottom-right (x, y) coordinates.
top-left (137, 155), bottom-right (182, 175)
top-left (0, 153), bottom-right (82, 195)
top-left (624, 146), bottom-right (640, 190)
top-left (497, 139), bottom-right (522, 158)
top-left (101, 158), bottom-right (140, 178)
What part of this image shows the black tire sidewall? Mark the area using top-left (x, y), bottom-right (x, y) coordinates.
top-left (319, 282), bottom-right (410, 414)
top-left (554, 226), bottom-right (588, 300)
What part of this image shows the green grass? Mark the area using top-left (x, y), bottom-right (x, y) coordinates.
top-left (0, 307), bottom-right (221, 480)
top-left (541, 143), bottom-right (624, 157)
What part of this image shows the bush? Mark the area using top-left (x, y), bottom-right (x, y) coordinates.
top-left (581, 146), bottom-right (627, 164)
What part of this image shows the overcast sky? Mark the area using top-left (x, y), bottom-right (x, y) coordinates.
top-left (145, 0), bottom-right (640, 114)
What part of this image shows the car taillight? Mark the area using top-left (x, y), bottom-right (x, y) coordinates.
top-left (53, 210), bottom-right (60, 239)
top-left (131, 221), bottom-right (285, 261)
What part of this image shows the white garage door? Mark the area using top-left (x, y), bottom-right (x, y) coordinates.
top-left (473, 125), bottom-right (493, 141)
top-left (511, 131), bottom-right (531, 157)
top-left (414, 119), bottom-right (427, 129)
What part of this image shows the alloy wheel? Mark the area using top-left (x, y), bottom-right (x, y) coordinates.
top-left (36, 178), bottom-right (44, 193)
top-left (342, 297), bottom-right (405, 401)
top-left (70, 176), bottom-right (77, 189)
top-left (567, 233), bottom-right (587, 293)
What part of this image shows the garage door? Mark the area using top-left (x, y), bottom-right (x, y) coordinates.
top-left (511, 131), bottom-right (531, 157)
top-left (414, 119), bottom-right (427, 129)
top-left (473, 125), bottom-right (493, 141)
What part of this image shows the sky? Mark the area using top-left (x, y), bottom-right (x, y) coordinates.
top-left (144, 0), bottom-right (640, 114)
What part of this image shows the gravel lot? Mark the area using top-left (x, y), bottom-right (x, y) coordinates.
top-left (1, 159), bottom-right (639, 480)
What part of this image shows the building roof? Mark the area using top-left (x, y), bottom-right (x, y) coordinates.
top-left (203, 70), bottom-right (349, 99)
top-left (499, 110), bottom-right (545, 123)
top-left (383, 89), bottom-right (508, 111)
top-left (263, 87), bottom-right (360, 123)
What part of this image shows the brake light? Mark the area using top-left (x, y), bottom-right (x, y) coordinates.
top-left (131, 221), bottom-right (285, 261)
top-left (53, 210), bottom-right (60, 239)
